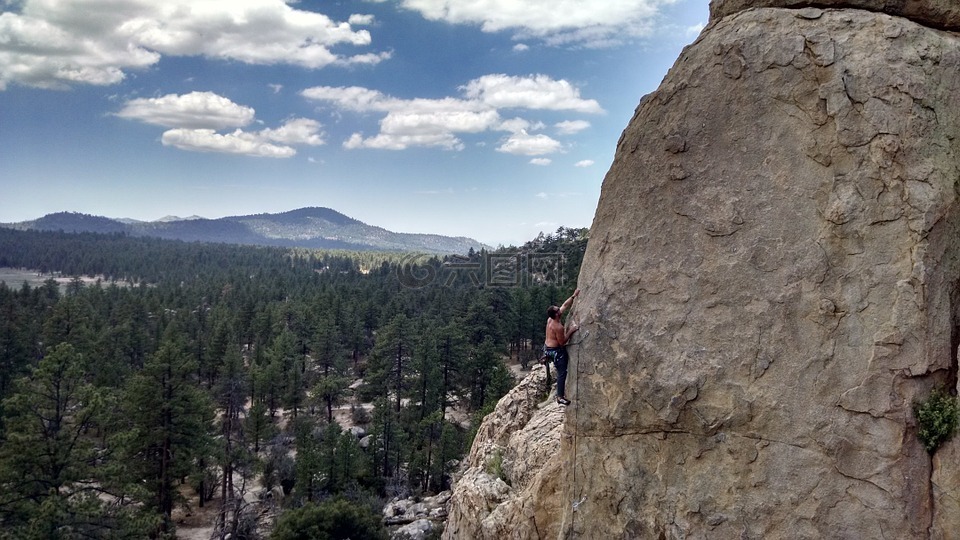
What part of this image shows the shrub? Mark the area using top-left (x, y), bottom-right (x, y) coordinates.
top-left (485, 448), bottom-right (509, 485)
top-left (914, 387), bottom-right (960, 454)
top-left (270, 497), bottom-right (387, 540)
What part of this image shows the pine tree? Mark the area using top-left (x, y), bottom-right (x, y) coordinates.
top-left (120, 323), bottom-right (214, 537)
top-left (213, 344), bottom-right (253, 539)
top-left (311, 315), bottom-right (349, 422)
top-left (0, 343), bottom-right (141, 538)
top-left (366, 314), bottom-right (412, 412)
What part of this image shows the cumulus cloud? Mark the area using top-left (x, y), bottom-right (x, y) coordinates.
top-left (260, 118), bottom-right (326, 146)
top-left (303, 73), bottom-right (599, 153)
top-left (0, 0), bottom-right (386, 90)
top-left (461, 74), bottom-right (603, 113)
top-left (497, 130), bottom-right (562, 156)
top-left (301, 86), bottom-right (397, 111)
top-left (116, 91), bottom-right (255, 129)
top-left (398, 0), bottom-right (676, 47)
top-left (530, 158), bottom-right (551, 166)
top-left (499, 117), bottom-right (544, 134)
top-left (161, 128), bottom-right (297, 158)
top-left (555, 120), bottom-right (590, 135)
top-left (344, 131), bottom-right (463, 151)
top-left (117, 91), bottom-right (324, 157)
top-left (349, 14), bottom-right (376, 25)
top-left (574, 159), bottom-right (595, 167)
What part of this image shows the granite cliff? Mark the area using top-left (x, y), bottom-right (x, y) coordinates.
top-left (445, 0), bottom-right (960, 538)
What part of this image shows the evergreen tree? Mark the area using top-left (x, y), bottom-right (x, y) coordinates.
top-left (120, 324), bottom-right (214, 537)
top-left (244, 401), bottom-right (276, 454)
top-left (0, 343), bottom-right (142, 538)
top-left (213, 344), bottom-right (254, 538)
top-left (365, 314), bottom-right (412, 412)
top-left (0, 285), bottom-right (30, 416)
top-left (310, 314), bottom-right (349, 423)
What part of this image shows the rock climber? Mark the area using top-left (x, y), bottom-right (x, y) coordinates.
top-left (544, 289), bottom-right (579, 405)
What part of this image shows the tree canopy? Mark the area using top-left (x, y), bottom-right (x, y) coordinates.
top-left (0, 226), bottom-right (583, 537)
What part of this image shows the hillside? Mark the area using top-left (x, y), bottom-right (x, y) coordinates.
top-left (2, 207), bottom-right (488, 254)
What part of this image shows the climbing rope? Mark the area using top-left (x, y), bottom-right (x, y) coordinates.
top-left (569, 316), bottom-right (586, 517)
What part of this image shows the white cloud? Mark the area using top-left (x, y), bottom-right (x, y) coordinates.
top-left (497, 130), bottom-right (562, 156)
top-left (0, 0), bottom-right (386, 90)
top-left (344, 131), bottom-right (463, 150)
top-left (305, 73), bottom-right (599, 153)
top-left (381, 109), bottom-right (500, 135)
top-left (530, 158), bottom-right (551, 166)
top-left (117, 91), bottom-right (324, 156)
top-left (513, 43), bottom-right (529, 52)
top-left (535, 192), bottom-right (548, 199)
top-left (574, 159), bottom-right (595, 167)
top-left (260, 118), bottom-right (326, 146)
top-left (461, 74), bottom-right (603, 113)
top-left (398, 0), bottom-right (676, 47)
top-left (162, 128), bottom-right (297, 158)
top-left (301, 86), bottom-right (396, 111)
top-left (338, 51), bottom-right (393, 66)
top-left (555, 120), bottom-right (590, 135)
top-left (116, 91), bottom-right (255, 129)
top-left (498, 117), bottom-right (537, 133)
top-left (349, 14), bottom-right (375, 25)
top-left (269, 84), bottom-right (283, 94)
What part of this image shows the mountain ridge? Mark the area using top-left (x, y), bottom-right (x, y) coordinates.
top-left (1, 207), bottom-right (489, 254)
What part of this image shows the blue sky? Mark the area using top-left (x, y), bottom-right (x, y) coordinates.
top-left (0, 0), bottom-right (709, 247)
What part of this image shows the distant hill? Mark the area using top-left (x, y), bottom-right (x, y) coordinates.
top-left (2, 208), bottom-right (489, 254)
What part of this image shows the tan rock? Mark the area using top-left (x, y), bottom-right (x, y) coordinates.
top-left (710, 0), bottom-right (960, 31)
top-left (932, 435), bottom-right (960, 539)
top-left (443, 368), bottom-right (567, 540)
top-left (558, 6), bottom-right (960, 540)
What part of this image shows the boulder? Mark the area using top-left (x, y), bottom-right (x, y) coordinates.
top-left (710, 0), bottom-right (960, 31)
top-left (557, 4), bottom-right (960, 539)
top-left (391, 519), bottom-right (434, 540)
top-left (442, 367), bottom-right (567, 539)
top-left (384, 491), bottom-right (452, 526)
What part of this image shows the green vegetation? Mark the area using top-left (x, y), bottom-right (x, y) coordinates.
top-left (270, 498), bottom-right (387, 540)
top-left (0, 226), bottom-right (584, 537)
top-left (915, 386), bottom-right (960, 454)
top-left (485, 449), bottom-right (508, 485)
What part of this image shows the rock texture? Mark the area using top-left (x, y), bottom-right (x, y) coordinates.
top-left (559, 3), bottom-right (960, 540)
top-left (442, 367), bottom-right (567, 539)
top-left (384, 491), bottom-right (451, 539)
top-left (710, 0), bottom-right (960, 31)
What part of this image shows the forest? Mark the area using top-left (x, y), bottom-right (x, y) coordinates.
top-left (0, 226), bottom-right (586, 539)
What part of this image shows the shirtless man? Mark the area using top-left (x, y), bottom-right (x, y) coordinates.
top-left (544, 289), bottom-right (579, 405)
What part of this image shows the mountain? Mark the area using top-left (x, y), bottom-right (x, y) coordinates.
top-left (2, 208), bottom-right (488, 254)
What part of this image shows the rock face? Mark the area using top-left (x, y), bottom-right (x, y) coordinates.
top-left (559, 3), bottom-right (960, 540)
top-left (442, 367), bottom-right (567, 539)
top-left (710, 0), bottom-right (960, 30)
